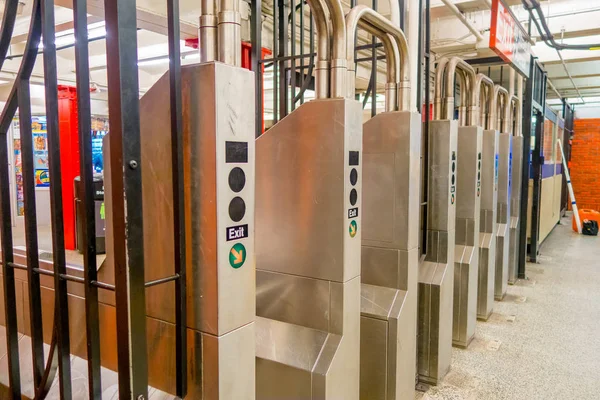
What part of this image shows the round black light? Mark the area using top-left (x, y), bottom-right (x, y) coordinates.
top-left (228, 167), bottom-right (246, 193)
top-left (228, 197), bottom-right (246, 222)
top-left (451, 174), bottom-right (455, 185)
top-left (452, 162), bottom-right (456, 173)
top-left (350, 168), bottom-right (358, 186)
top-left (350, 189), bottom-right (358, 206)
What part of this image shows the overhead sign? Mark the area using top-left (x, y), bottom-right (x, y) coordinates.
top-left (490, 0), bottom-right (531, 78)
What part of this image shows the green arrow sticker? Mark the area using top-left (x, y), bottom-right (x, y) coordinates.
top-left (349, 220), bottom-right (358, 238)
top-left (100, 202), bottom-right (105, 220)
top-left (229, 243), bottom-right (247, 269)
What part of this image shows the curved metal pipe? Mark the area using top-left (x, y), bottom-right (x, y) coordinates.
top-left (344, 6), bottom-right (410, 109)
top-left (199, 0), bottom-right (217, 62)
top-left (321, 0), bottom-right (347, 97)
top-left (219, 0), bottom-right (242, 66)
top-left (488, 84), bottom-right (509, 131)
top-left (0, 0), bottom-right (19, 71)
top-left (434, 57), bottom-right (449, 120)
top-left (444, 57), bottom-right (476, 121)
top-left (511, 96), bottom-right (522, 136)
top-left (345, 6), bottom-right (399, 111)
top-left (307, 0), bottom-right (332, 98)
top-left (456, 69), bottom-right (469, 126)
top-left (472, 73), bottom-right (494, 127)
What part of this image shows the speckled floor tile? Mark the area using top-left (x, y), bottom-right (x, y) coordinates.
top-left (417, 214), bottom-right (600, 400)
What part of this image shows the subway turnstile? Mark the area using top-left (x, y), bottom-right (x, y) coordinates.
top-left (255, 98), bottom-right (361, 399)
top-left (508, 97), bottom-right (523, 284)
top-left (136, 62), bottom-right (256, 398)
top-left (418, 59), bottom-right (458, 381)
top-left (494, 87), bottom-right (512, 301)
top-left (476, 75), bottom-right (498, 321)
top-left (342, 6), bottom-right (421, 399)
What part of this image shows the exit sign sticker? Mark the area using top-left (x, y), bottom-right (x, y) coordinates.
top-left (226, 224), bottom-right (249, 241)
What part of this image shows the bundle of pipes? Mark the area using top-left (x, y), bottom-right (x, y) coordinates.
top-left (349, 5), bottom-right (421, 398)
top-left (200, 0), bottom-right (243, 65)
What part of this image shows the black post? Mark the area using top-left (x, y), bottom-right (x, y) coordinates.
top-left (251, 0), bottom-right (263, 137)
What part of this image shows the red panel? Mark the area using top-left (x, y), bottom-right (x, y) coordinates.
top-left (241, 42), bottom-right (271, 134)
top-left (489, 0), bottom-right (514, 64)
top-left (57, 85), bottom-right (80, 250)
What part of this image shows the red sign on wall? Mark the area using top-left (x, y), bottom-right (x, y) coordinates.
top-left (490, 0), bottom-right (531, 78)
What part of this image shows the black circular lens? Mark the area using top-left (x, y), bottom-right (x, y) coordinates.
top-left (228, 197), bottom-right (246, 222)
top-left (350, 168), bottom-right (358, 186)
top-left (452, 162), bottom-right (456, 172)
top-left (478, 171), bottom-right (481, 180)
top-left (478, 153), bottom-right (482, 160)
top-left (478, 161), bottom-right (481, 170)
top-left (452, 174), bottom-right (455, 185)
top-left (350, 189), bottom-right (358, 206)
top-left (228, 167), bottom-right (246, 193)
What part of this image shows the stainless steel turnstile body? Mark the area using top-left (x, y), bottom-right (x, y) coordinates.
top-left (452, 126), bottom-right (482, 348)
top-left (477, 129), bottom-right (499, 320)
top-left (360, 111), bottom-right (420, 399)
top-left (495, 132), bottom-right (512, 300)
top-left (508, 136), bottom-right (523, 284)
top-left (255, 99), bottom-right (361, 399)
top-left (138, 63), bottom-right (256, 398)
top-left (418, 119), bottom-right (457, 385)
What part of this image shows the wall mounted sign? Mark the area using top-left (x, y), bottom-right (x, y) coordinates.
top-left (490, 0), bottom-right (532, 78)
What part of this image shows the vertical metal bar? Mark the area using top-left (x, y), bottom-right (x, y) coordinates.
top-left (251, 0), bottom-right (263, 137)
top-left (519, 55), bottom-right (535, 278)
top-left (17, 80), bottom-right (47, 391)
top-left (371, 0), bottom-right (378, 117)
top-left (299, 0), bottom-right (304, 105)
top-left (307, 13), bottom-right (313, 104)
top-left (41, 0), bottom-right (73, 395)
top-left (416, 0), bottom-right (423, 111)
top-left (273, 0), bottom-right (279, 123)
top-left (530, 110), bottom-right (542, 262)
top-left (290, 0), bottom-right (296, 111)
top-left (0, 128), bottom-right (21, 400)
top-left (423, 0), bottom-right (430, 254)
top-left (71, 0), bottom-right (102, 395)
top-left (166, 0), bottom-right (187, 396)
top-left (104, 0), bottom-right (149, 397)
top-left (278, 0), bottom-right (288, 117)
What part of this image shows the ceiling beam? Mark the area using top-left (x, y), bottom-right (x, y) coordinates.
top-left (542, 56), bottom-right (600, 66)
top-left (55, 0), bottom-right (198, 39)
top-left (430, 0), bottom-right (537, 19)
top-left (549, 73), bottom-right (600, 81)
top-left (533, 28), bottom-right (600, 41)
top-left (10, 16), bottom-right (104, 44)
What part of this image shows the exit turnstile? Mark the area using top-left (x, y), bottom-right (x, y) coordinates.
top-left (493, 86), bottom-right (513, 301)
top-left (347, 7), bottom-right (420, 400)
top-left (508, 97), bottom-right (523, 284)
top-left (254, 1), bottom-right (361, 398)
top-left (130, 0), bottom-right (257, 396)
top-left (476, 76), bottom-right (500, 321)
top-left (438, 58), bottom-right (484, 349)
top-left (417, 58), bottom-right (458, 385)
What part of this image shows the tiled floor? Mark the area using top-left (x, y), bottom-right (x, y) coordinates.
top-left (418, 214), bottom-right (600, 399)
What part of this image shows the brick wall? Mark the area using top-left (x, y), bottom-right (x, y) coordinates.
top-left (570, 119), bottom-right (600, 211)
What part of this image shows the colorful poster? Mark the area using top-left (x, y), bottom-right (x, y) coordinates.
top-left (35, 169), bottom-right (50, 187)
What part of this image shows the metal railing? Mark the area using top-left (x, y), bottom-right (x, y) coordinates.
top-left (0, 0), bottom-right (187, 398)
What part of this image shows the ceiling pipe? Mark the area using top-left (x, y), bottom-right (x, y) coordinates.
top-left (440, 0), bottom-right (485, 42)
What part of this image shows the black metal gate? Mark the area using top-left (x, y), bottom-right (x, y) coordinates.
top-left (0, 0), bottom-right (187, 398)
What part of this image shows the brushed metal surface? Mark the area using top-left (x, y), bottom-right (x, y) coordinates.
top-left (508, 136), bottom-right (523, 284)
top-left (360, 111), bottom-right (420, 400)
top-left (256, 99), bottom-right (362, 284)
top-left (255, 99), bottom-right (361, 399)
top-left (452, 126), bottom-right (482, 348)
top-left (495, 132), bottom-right (512, 300)
top-left (418, 119), bottom-right (457, 385)
top-left (477, 130), bottom-right (499, 319)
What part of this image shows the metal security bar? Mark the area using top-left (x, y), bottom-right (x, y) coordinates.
top-left (0, 0), bottom-right (188, 398)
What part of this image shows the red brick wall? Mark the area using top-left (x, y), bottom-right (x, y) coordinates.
top-left (570, 119), bottom-right (600, 211)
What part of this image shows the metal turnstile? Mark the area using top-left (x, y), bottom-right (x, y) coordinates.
top-left (134, 1), bottom-right (257, 396)
top-left (494, 86), bottom-right (512, 300)
top-left (346, 8), bottom-right (420, 399)
top-left (476, 75), bottom-right (498, 321)
top-left (255, 2), bottom-right (361, 397)
top-left (439, 59), bottom-right (483, 349)
top-left (508, 97), bottom-right (523, 284)
top-left (417, 58), bottom-right (458, 384)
